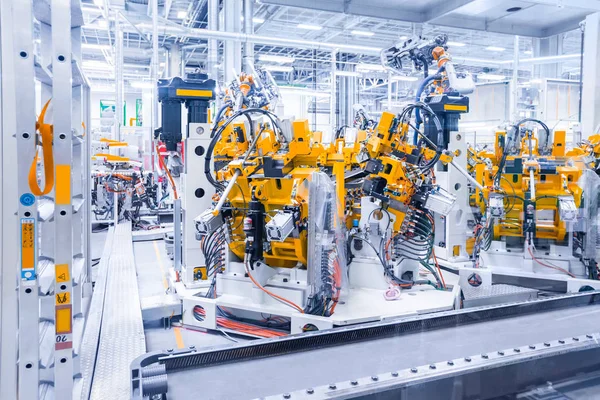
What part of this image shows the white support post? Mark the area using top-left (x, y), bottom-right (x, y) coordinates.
top-left (151, 0), bottom-right (159, 174)
top-left (243, 0), bottom-right (254, 71)
top-left (510, 35), bottom-right (520, 121)
top-left (51, 0), bottom-right (74, 396)
top-left (115, 13), bottom-right (124, 142)
top-left (207, 0), bottom-right (219, 81)
top-left (330, 50), bottom-right (337, 133)
top-left (5, 0), bottom-right (39, 398)
top-left (582, 12), bottom-right (600, 136)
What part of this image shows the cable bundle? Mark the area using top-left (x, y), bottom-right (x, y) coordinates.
top-left (202, 226), bottom-right (227, 299)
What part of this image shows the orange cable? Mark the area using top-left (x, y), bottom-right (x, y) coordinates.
top-left (431, 248), bottom-right (446, 289)
top-left (528, 248), bottom-right (576, 278)
top-left (155, 143), bottom-right (179, 199)
top-left (245, 262), bottom-right (304, 314)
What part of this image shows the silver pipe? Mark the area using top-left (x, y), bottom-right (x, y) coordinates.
top-left (511, 35), bottom-right (520, 121)
top-left (213, 170), bottom-right (241, 216)
top-left (142, 21), bottom-right (382, 55)
top-left (243, 0), bottom-right (254, 71)
top-left (529, 168), bottom-right (536, 200)
top-left (208, 0), bottom-right (219, 80)
top-left (450, 159), bottom-right (484, 191)
top-left (151, 0), bottom-right (159, 174)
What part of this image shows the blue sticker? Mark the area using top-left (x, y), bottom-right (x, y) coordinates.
top-left (20, 193), bottom-right (35, 206)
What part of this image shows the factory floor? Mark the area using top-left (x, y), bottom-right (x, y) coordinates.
top-left (91, 230), bottom-right (248, 357)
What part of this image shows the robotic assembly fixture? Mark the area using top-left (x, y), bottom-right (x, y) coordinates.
top-left (150, 35), bottom-right (600, 340)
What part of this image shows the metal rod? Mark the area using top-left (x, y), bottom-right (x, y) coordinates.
top-left (207, 0), bottom-right (219, 80)
top-left (213, 170), bottom-right (241, 216)
top-left (243, 0), bottom-right (254, 71)
top-left (151, 0), bottom-right (159, 175)
top-left (174, 198), bottom-right (182, 273)
top-left (450, 159), bottom-right (484, 191)
top-left (330, 50), bottom-right (337, 133)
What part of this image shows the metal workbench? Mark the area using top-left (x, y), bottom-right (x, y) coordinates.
top-left (131, 291), bottom-right (600, 399)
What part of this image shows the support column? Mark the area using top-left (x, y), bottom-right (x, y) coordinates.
top-left (151, 0), bottom-right (159, 172)
top-left (510, 35), bottom-right (520, 121)
top-left (224, 0), bottom-right (242, 82)
top-left (114, 13), bottom-right (123, 140)
top-left (243, 0), bottom-right (254, 71)
top-left (330, 50), bottom-right (337, 135)
top-left (582, 13), bottom-right (600, 136)
top-left (533, 34), bottom-right (563, 79)
top-left (168, 43), bottom-right (182, 78)
top-left (207, 0), bottom-right (219, 80)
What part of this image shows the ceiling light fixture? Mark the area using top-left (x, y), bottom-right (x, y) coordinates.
top-left (351, 30), bottom-right (374, 37)
top-left (399, 36), bottom-right (408, 40)
top-left (391, 75), bottom-right (419, 82)
top-left (335, 70), bottom-right (361, 77)
top-left (524, 50), bottom-right (533, 55)
top-left (262, 65), bottom-right (294, 72)
top-left (279, 87), bottom-right (330, 98)
top-left (253, 17), bottom-right (265, 24)
top-left (130, 81), bottom-right (154, 89)
top-left (478, 73), bottom-right (506, 81)
top-left (485, 46), bottom-right (506, 52)
top-left (177, 11), bottom-right (187, 19)
top-left (297, 23), bottom-right (322, 30)
top-left (258, 54), bottom-right (295, 63)
top-left (356, 63), bottom-right (386, 72)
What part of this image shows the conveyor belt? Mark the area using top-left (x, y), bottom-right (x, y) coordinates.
top-left (90, 222), bottom-right (146, 399)
top-left (131, 292), bottom-right (600, 399)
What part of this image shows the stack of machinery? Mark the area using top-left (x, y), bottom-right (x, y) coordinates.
top-left (155, 36), bottom-right (600, 339)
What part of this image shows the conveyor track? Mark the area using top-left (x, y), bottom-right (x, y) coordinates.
top-left (131, 292), bottom-right (600, 399)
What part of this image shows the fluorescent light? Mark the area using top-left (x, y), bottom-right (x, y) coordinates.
top-left (279, 87), bottom-right (330, 98)
top-left (258, 54), bottom-right (295, 63)
top-left (391, 75), bottom-right (419, 82)
top-left (297, 24), bottom-right (322, 30)
top-left (253, 17), bottom-right (265, 24)
top-left (82, 60), bottom-right (111, 69)
top-left (177, 11), bottom-right (187, 19)
top-left (478, 73), bottom-right (506, 81)
top-left (351, 30), bottom-right (374, 37)
top-left (93, 0), bottom-right (103, 6)
top-left (447, 41), bottom-right (466, 47)
top-left (399, 36), bottom-right (408, 40)
top-left (485, 46), bottom-right (506, 52)
top-left (130, 81), bottom-right (154, 89)
top-left (524, 50), bottom-right (533, 55)
top-left (529, 78), bottom-right (542, 84)
top-left (356, 63), bottom-right (386, 72)
top-left (123, 63), bottom-right (150, 69)
top-left (82, 43), bottom-right (110, 50)
top-left (97, 20), bottom-right (107, 28)
top-left (263, 65), bottom-right (294, 72)
top-left (336, 70), bottom-right (361, 77)
top-left (520, 54), bottom-right (579, 63)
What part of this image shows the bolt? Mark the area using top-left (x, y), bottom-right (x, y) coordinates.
top-left (498, 351), bottom-right (505, 356)
top-left (351, 380), bottom-right (359, 386)
top-left (167, 348), bottom-right (173, 353)
top-left (447, 360), bottom-right (454, 366)
top-left (559, 340), bottom-right (565, 344)
top-left (481, 354), bottom-right (488, 359)
top-left (371, 376), bottom-right (378, 381)
top-left (391, 372), bottom-right (399, 377)
top-left (544, 342), bottom-right (551, 347)
top-left (586, 334), bottom-right (593, 339)
top-left (306, 388), bottom-right (314, 395)
top-left (514, 348), bottom-right (521, 353)
top-left (464, 357), bottom-right (472, 362)
top-left (529, 345), bottom-right (536, 349)
top-left (329, 384), bottom-right (337, 390)
top-left (429, 364), bottom-right (436, 370)
top-left (572, 337), bottom-right (580, 342)
top-left (189, 345), bottom-right (196, 349)
top-left (283, 394), bottom-right (291, 399)
top-left (410, 367), bottom-right (418, 373)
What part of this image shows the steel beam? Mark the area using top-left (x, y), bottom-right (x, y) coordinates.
top-left (581, 12), bottom-right (600, 136)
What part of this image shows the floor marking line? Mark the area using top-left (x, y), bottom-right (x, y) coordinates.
top-left (152, 240), bottom-right (168, 289)
top-left (173, 327), bottom-right (185, 349)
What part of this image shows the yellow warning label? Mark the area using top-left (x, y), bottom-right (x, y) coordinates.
top-left (21, 220), bottom-right (35, 270)
top-left (55, 306), bottom-right (72, 334)
top-left (55, 292), bottom-right (71, 305)
top-left (55, 264), bottom-right (70, 283)
top-left (176, 89), bottom-right (213, 98)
